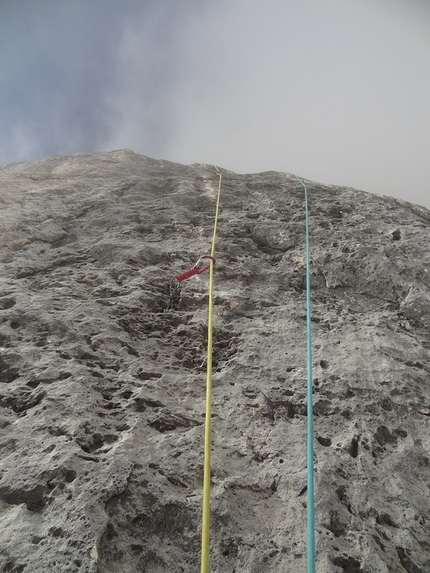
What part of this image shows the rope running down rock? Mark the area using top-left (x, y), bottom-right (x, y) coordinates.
top-left (201, 166), bottom-right (222, 573)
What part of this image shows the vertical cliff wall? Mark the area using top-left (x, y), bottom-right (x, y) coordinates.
top-left (0, 150), bottom-right (429, 572)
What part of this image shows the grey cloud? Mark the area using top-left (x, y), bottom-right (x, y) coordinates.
top-left (1, 0), bottom-right (429, 208)
top-left (0, 1), bottom-right (135, 163)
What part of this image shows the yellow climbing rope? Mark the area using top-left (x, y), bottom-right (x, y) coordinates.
top-left (201, 167), bottom-right (222, 573)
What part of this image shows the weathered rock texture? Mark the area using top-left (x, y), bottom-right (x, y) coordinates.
top-left (0, 149), bottom-right (429, 573)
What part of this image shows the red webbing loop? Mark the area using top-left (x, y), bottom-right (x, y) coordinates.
top-left (176, 256), bottom-right (216, 283)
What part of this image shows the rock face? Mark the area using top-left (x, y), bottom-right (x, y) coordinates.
top-left (0, 149), bottom-right (429, 573)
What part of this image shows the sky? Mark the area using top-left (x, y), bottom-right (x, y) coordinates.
top-left (1, 0), bottom-right (430, 208)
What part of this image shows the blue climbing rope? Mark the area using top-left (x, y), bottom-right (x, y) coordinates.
top-left (295, 175), bottom-right (315, 573)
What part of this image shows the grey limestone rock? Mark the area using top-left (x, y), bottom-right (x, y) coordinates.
top-left (0, 149), bottom-right (429, 572)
